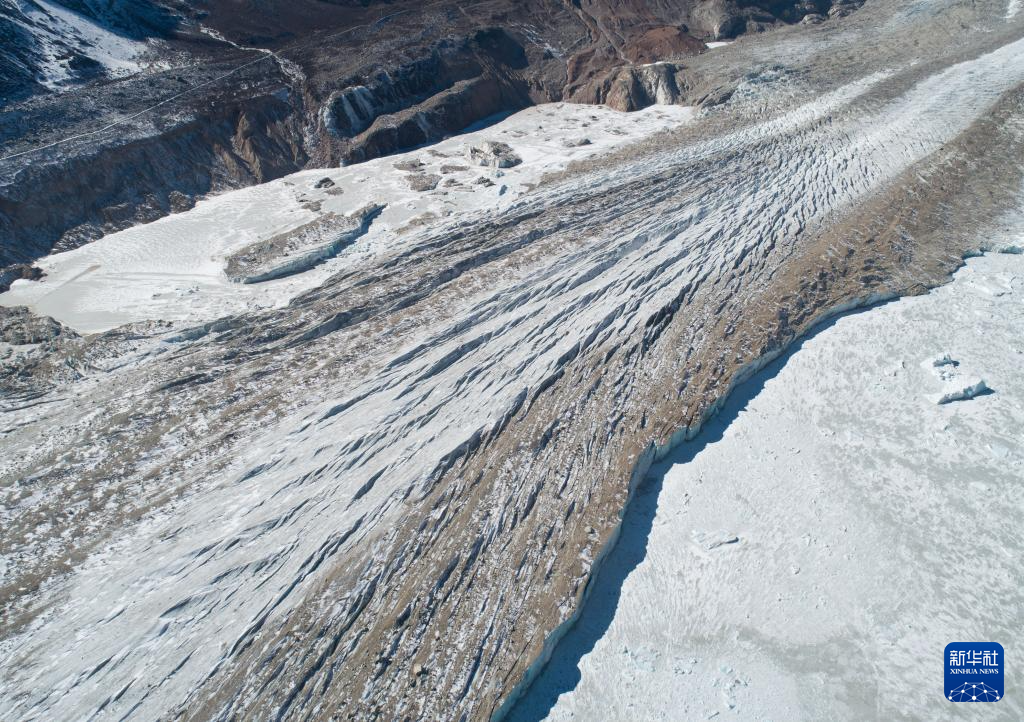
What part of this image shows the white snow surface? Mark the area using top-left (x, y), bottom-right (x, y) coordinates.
top-left (0, 103), bottom-right (695, 333)
top-left (527, 252), bottom-right (1024, 721)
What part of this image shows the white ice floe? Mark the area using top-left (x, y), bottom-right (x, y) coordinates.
top-left (933, 376), bottom-right (991, 404)
top-left (527, 252), bottom-right (1024, 721)
top-left (921, 349), bottom-right (994, 403)
top-left (0, 103), bottom-right (694, 333)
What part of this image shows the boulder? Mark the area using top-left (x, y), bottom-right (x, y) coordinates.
top-left (407, 174), bottom-right (442, 192)
top-left (466, 141), bottom-right (522, 169)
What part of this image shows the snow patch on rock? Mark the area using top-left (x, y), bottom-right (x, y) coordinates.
top-left (18, 0), bottom-right (153, 89)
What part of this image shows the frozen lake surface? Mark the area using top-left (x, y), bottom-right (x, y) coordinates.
top-left (514, 252), bottom-right (1024, 721)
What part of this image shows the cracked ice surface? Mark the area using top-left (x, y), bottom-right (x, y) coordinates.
top-left (535, 253), bottom-right (1024, 721)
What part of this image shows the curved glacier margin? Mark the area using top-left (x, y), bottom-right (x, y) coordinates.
top-left (492, 287), bottom-right (904, 721)
top-left (496, 238), bottom-right (1024, 719)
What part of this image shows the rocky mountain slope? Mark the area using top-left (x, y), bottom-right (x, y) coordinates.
top-left (1, 0), bottom-right (1023, 719)
top-left (0, 0), bottom-right (858, 279)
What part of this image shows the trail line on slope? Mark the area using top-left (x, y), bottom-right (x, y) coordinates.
top-left (0, 50), bottom-right (275, 163)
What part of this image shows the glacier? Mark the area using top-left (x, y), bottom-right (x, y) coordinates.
top-left (2, 0), bottom-right (1024, 719)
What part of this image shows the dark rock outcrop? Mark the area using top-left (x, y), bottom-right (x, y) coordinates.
top-left (0, 305), bottom-right (67, 345)
top-left (466, 141), bottom-right (522, 169)
top-left (0, 263), bottom-right (42, 294)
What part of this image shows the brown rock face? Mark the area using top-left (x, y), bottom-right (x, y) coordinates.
top-left (1, 92), bottom-right (307, 266)
top-left (624, 25), bottom-right (708, 63)
top-left (572, 62), bottom-right (690, 110)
